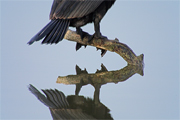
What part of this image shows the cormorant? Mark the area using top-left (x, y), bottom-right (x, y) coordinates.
top-left (28, 0), bottom-right (116, 55)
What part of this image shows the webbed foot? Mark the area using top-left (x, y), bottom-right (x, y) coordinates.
top-left (76, 42), bottom-right (87, 51)
top-left (76, 27), bottom-right (88, 51)
top-left (76, 27), bottom-right (88, 41)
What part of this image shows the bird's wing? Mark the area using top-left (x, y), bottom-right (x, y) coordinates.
top-left (50, 0), bottom-right (104, 19)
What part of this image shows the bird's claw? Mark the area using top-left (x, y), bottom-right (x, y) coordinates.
top-left (88, 33), bottom-right (107, 42)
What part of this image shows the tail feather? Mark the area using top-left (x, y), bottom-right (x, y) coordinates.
top-left (28, 84), bottom-right (69, 109)
top-left (27, 20), bottom-right (58, 45)
top-left (28, 19), bottom-right (70, 45)
top-left (56, 20), bottom-right (66, 43)
top-left (28, 84), bottom-right (56, 108)
top-left (57, 20), bottom-right (70, 43)
top-left (47, 21), bottom-right (63, 44)
top-left (41, 89), bottom-right (60, 108)
top-left (52, 20), bottom-right (66, 44)
top-left (54, 89), bottom-right (69, 108)
top-left (41, 89), bottom-right (69, 109)
top-left (42, 21), bottom-right (61, 44)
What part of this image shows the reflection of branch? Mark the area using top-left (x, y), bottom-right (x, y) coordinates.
top-left (56, 64), bottom-right (143, 85)
top-left (64, 30), bottom-right (144, 66)
top-left (55, 64), bottom-right (143, 119)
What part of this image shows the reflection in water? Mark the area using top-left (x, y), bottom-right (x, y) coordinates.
top-left (29, 64), bottom-right (143, 119)
top-left (29, 84), bottom-right (96, 119)
top-left (57, 64), bottom-right (143, 89)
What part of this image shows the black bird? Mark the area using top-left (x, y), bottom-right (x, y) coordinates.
top-left (28, 0), bottom-right (115, 54)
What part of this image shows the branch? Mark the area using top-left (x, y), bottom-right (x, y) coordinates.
top-left (64, 30), bottom-right (144, 66)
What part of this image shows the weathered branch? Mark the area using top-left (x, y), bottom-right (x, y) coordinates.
top-left (64, 29), bottom-right (144, 66)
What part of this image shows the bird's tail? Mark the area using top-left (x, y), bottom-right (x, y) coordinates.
top-left (28, 19), bottom-right (70, 45)
top-left (28, 84), bottom-right (69, 109)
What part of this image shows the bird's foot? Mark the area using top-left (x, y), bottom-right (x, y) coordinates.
top-left (76, 27), bottom-right (88, 41)
top-left (76, 42), bottom-right (87, 51)
top-left (76, 28), bottom-right (88, 51)
top-left (88, 33), bottom-right (107, 42)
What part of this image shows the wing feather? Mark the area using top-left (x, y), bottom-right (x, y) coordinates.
top-left (50, 0), bottom-right (104, 19)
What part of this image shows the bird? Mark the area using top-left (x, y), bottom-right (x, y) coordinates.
top-left (28, 0), bottom-right (116, 55)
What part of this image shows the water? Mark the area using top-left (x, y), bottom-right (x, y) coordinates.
top-left (1, 1), bottom-right (179, 120)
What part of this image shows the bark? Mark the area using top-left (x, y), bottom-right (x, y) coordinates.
top-left (64, 29), bottom-right (144, 66)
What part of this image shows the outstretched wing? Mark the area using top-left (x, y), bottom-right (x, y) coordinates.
top-left (50, 0), bottom-right (104, 19)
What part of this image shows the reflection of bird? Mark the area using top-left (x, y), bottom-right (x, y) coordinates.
top-left (28, 0), bottom-right (116, 47)
top-left (28, 84), bottom-right (95, 119)
top-left (28, 84), bottom-right (113, 119)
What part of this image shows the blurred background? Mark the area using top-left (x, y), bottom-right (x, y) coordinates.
top-left (1, 0), bottom-right (179, 119)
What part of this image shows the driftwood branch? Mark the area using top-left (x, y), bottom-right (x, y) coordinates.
top-left (64, 29), bottom-right (144, 66)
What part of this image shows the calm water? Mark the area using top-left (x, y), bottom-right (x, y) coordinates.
top-left (1, 1), bottom-right (179, 120)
